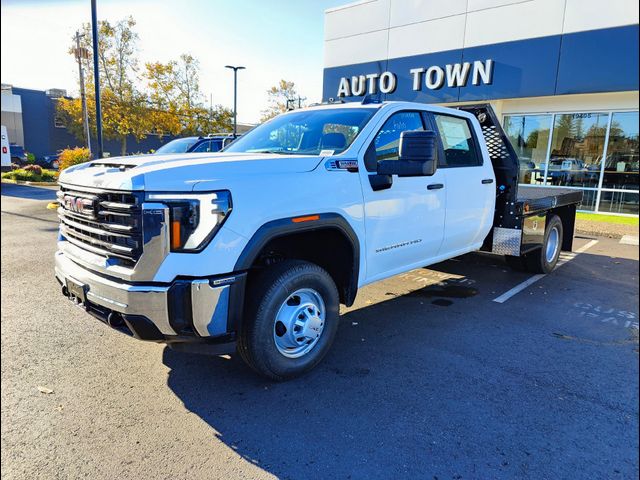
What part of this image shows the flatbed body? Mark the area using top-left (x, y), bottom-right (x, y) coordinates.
top-left (517, 186), bottom-right (583, 215)
top-left (457, 105), bottom-right (583, 258)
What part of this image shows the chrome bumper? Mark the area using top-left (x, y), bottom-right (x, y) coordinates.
top-left (55, 251), bottom-right (244, 346)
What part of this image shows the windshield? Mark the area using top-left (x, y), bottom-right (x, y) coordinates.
top-left (155, 137), bottom-right (199, 154)
top-left (224, 108), bottom-right (377, 155)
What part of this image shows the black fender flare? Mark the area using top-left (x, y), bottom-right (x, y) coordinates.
top-left (234, 213), bottom-right (360, 306)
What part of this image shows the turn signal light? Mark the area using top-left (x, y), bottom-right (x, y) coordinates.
top-left (171, 220), bottom-right (182, 250)
top-left (292, 215), bottom-right (320, 223)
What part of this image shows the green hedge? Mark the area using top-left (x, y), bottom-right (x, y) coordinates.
top-left (2, 168), bottom-right (59, 183)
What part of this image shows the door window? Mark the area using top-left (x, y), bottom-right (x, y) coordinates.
top-left (373, 111), bottom-right (425, 162)
top-left (433, 115), bottom-right (481, 167)
top-left (191, 140), bottom-right (213, 153)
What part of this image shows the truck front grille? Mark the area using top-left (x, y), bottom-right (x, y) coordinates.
top-left (57, 186), bottom-right (143, 266)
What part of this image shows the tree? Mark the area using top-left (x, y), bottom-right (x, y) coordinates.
top-left (57, 16), bottom-right (233, 155)
top-left (58, 17), bottom-right (152, 155)
top-left (144, 55), bottom-right (233, 135)
top-left (260, 80), bottom-right (303, 122)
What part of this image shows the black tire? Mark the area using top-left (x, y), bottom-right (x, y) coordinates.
top-left (238, 260), bottom-right (340, 381)
top-left (524, 214), bottom-right (563, 274)
top-left (505, 215), bottom-right (564, 274)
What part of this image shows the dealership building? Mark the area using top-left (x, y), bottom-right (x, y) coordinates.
top-left (323, 0), bottom-right (639, 215)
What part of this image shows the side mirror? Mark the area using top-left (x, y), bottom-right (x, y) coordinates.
top-left (378, 130), bottom-right (438, 177)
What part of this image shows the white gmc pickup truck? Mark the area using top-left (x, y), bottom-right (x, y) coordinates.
top-left (55, 102), bottom-right (581, 380)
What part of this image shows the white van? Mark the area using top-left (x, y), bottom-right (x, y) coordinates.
top-left (1, 126), bottom-right (11, 171)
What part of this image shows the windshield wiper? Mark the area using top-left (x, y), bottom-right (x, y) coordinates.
top-left (250, 149), bottom-right (297, 155)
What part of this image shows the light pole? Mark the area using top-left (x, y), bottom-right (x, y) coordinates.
top-left (225, 65), bottom-right (245, 137)
top-left (73, 31), bottom-right (91, 154)
top-left (91, 0), bottom-right (104, 158)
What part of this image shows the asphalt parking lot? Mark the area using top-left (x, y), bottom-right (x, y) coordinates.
top-left (1, 183), bottom-right (638, 480)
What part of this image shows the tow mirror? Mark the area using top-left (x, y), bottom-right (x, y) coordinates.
top-left (377, 130), bottom-right (438, 177)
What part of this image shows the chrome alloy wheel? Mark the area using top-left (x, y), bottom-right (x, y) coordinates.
top-left (273, 288), bottom-right (326, 359)
top-left (545, 225), bottom-right (560, 264)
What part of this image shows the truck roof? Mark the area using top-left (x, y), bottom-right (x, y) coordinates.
top-left (301, 100), bottom-right (477, 123)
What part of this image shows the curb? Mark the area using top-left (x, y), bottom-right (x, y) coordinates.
top-left (1, 179), bottom-right (59, 187)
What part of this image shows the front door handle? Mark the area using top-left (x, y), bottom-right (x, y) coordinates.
top-left (482, 178), bottom-right (494, 184)
top-left (427, 183), bottom-right (444, 190)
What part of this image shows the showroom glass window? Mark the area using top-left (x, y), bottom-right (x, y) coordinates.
top-left (548, 113), bottom-right (608, 189)
top-left (503, 115), bottom-right (551, 184)
top-left (602, 112), bottom-right (639, 190)
top-left (599, 111), bottom-right (639, 215)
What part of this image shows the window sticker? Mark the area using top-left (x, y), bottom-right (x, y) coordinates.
top-left (320, 149), bottom-right (335, 156)
top-left (441, 121), bottom-right (469, 151)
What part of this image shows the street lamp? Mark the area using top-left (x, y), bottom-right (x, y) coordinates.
top-left (73, 31), bottom-right (91, 154)
top-left (225, 65), bottom-right (245, 137)
top-left (91, 0), bottom-right (104, 158)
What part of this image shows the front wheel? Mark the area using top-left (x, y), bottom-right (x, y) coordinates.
top-left (238, 260), bottom-right (340, 381)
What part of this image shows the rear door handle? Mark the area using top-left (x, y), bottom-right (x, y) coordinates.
top-left (482, 178), bottom-right (494, 184)
top-left (427, 183), bottom-right (444, 190)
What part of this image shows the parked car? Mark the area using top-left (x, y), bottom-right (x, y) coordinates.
top-left (547, 158), bottom-right (590, 185)
top-left (55, 103), bottom-right (582, 380)
top-left (39, 153), bottom-right (61, 170)
top-left (9, 144), bottom-right (27, 164)
top-left (154, 134), bottom-right (237, 155)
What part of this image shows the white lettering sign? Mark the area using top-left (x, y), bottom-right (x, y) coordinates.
top-left (379, 72), bottom-right (397, 93)
top-left (336, 59), bottom-right (494, 97)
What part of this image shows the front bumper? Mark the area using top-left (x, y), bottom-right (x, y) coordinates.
top-left (55, 251), bottom-right (245, 353)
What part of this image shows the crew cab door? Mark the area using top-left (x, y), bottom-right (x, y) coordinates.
top-left (358, 110), bottom-right (446, 284)
top-left (428, 112), bottom-right (495, 255)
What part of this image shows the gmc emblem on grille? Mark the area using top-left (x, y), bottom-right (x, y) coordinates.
top-left (63, 196), bottom-right (96, 217)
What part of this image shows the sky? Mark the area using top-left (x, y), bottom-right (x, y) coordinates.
top-left (0, 0), bottom-right (347, 124)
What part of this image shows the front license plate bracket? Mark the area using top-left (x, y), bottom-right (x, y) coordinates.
top-left (66, 278), bottom-right (88, 306)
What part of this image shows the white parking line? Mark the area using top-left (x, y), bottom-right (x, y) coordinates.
top-left (492, 240), bottom-right (599, 304)
top-left (620, 235), bottom-right (639, 246)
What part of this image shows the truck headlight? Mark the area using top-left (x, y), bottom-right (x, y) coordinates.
top-left (146, 191), bottom-right (232, 252)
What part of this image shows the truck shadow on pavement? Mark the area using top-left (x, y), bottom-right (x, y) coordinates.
top-left (162, 253), bottom-right (639, 479)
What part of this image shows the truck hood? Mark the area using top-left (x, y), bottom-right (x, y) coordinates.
top-left (58, 152), bottom-right (324, 191)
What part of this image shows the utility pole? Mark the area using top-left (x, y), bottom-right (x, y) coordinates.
top-left (225, 65), bottom-right (245, 137)
top-left (91, 0), bottom-right (104, 158)
top-left (286, 95), bottom-right (306, 111)
top-left (74, 31), bottom-right (91, 154)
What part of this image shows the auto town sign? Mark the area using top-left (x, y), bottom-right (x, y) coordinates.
top-left (335, 59), bottom-right (494, 97)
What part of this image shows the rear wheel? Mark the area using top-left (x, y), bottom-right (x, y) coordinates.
top-left (238, 260), bottom-right (340, 381)
top-left (505, 215), bottom-right (563, 274)
top-left (525, 214), bottom-right (563, 274)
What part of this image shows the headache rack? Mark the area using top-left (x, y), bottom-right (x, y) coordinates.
top-left (57, 186), bottom-right (143, 266)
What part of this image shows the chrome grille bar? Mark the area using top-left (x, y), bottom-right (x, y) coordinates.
top-left (57, 186), bottom-right (143, 265)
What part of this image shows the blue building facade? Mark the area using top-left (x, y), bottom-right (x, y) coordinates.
top-left (322, 0), bottom-right (639, 215)
top-left (1, 86), bottom-right (174, 160)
